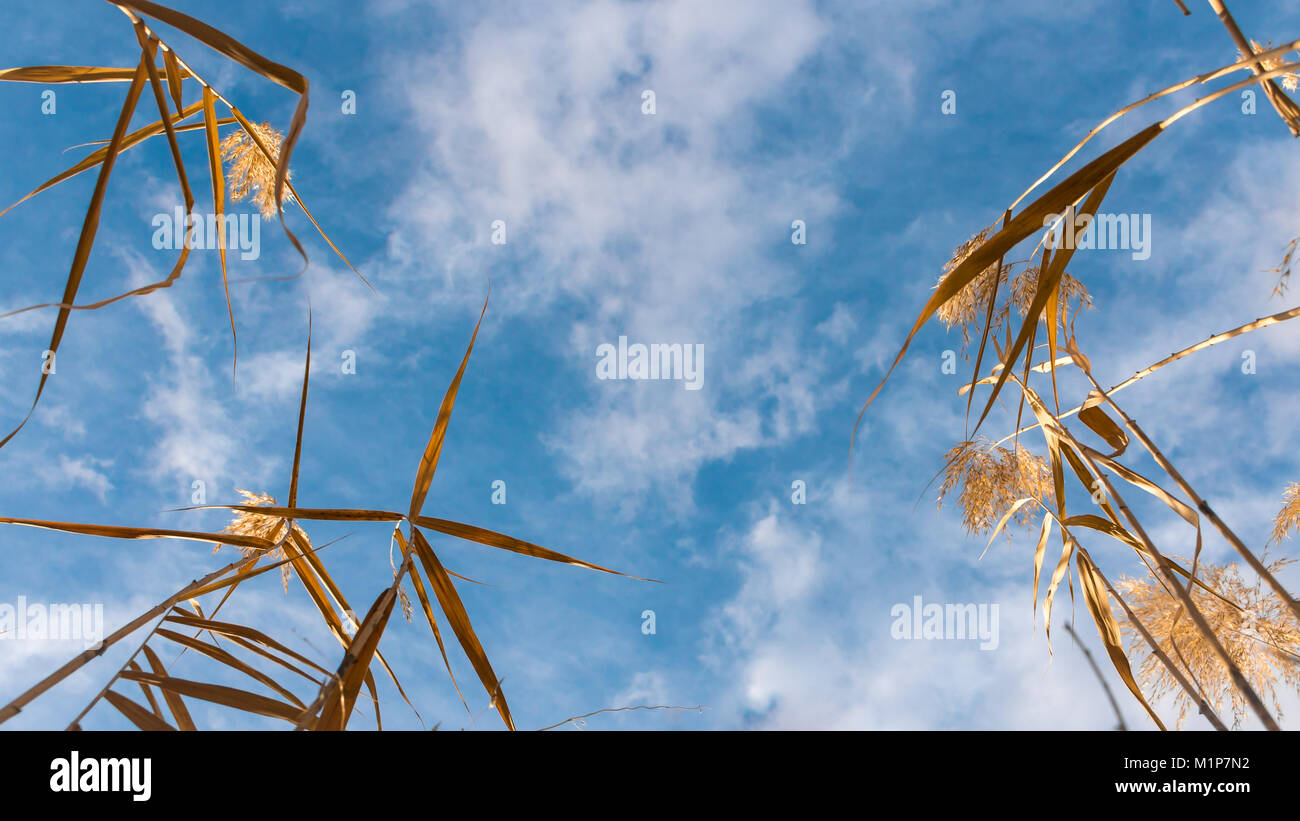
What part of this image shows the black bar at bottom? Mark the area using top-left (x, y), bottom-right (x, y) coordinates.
top-left (0, 730), bottom-right (1289, 807)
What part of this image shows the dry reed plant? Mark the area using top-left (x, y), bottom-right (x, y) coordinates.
top-left (0, 2), bottom-right (654, 732)
top-left (0, 298), bottom-right (653, 730)
top-left (853, 0), bottom-right (1300, 730)
top-left (0, 0), bottom-right (369, 451)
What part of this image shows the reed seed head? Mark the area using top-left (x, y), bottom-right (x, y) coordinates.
top-left (938, 438), bottom-right (1053, 536)
top-left (1272, 482), bottom-right (1300, 545)
top-left (936, 227), bottom-right (1002, 348)
top-left (217, 489), bottom-right (309, 592)
top-left (1117, 559), bottom-right (1300, 728)
top-left (1010, 266), bottom-right (1092, 318)
top-left (219, 122), bottom-right (296, 219)
top-left (936, 232), bottom-right (1092, 351)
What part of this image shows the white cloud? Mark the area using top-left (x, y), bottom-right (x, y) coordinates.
top-left (615, 670), bottom-right (671, 707)
top-left (816, 303), bottom-right (858, 346)
top-left (239, 349), bottom-right (309, 404)
top-left (37, 455), bottom-right (113, 502)
top-left (706, 496), bottom-right (1142, 729)
top-left (122, 251), bottom-right (273, 491)
top-left (382, 0), bottom-right (877, 505)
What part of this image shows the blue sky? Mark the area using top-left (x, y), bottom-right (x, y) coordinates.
top-left (1, 0), bottom-right (1298, 730)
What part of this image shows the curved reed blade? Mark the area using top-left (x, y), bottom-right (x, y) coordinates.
top-left (0, 65), bottom-right (187, 83)
top-left (1062, 514), bottom-right (1145, 552)
top-left (0, 516), bottom-right (276, 551)
top-left (972, 174), bottom-right (1117, 434)
top-left (201, 85), bottom-right (237, 386)
top-left (414, 516), bottom-right (656, 581)
top-left (62, 119), bottom-right (228, 153)
top-left (1007, 39), bottom-right (1300, 212)
top-left (1031, 512), bottom-right (1053, 625)
top-left (120, 670), bottom-right (301, 723)
top-left (0, 243), bottom-right (198, 321)
top-left (139, 645), bottom-right (195, 730)
top-left (153, 629), bottom-right (306, 709)
top-left (162, 613), bottom-right (331, 678)
top-left (314, 584), bottom-right (399, 730)
top-left (162, 49), bottom-right (183, 111)
top-left (285, 178), bottom-right (371, 289)
top-left (980, 498), bottom-right (1033, 560)
top-left (1078, 548), bottom-right (1167, 730)
top-left (1042, 537), bottom-right (1075, 653)
top-left (124, 660), bottom-right (164, 719)
top-left (409, 289), bottom-right (490, 519)
top-left (176, 505), bottom-right (405, 523)
top-left (0, 115), bottom-right (234, 321)
top-left (1044, 258), bottom-right (1062, 411)
top-left (135, 26), bottom-right (193, 212)
top-left (104, 691), bottom-right (177, 731)
top-left (274, 533), bottom-right (386, 727)
top-left (1082, 448), bottom-right (1212, 585)
top-left (1088, 453), bottom-right (1197, 526)
top-left (393, 529), bottom-right (470, 716)
top-left (410, 528), bottom-right (514, 730)
top-left (963, 210), bottom-right (1012, 423)
top-left (288, 312), bottom-right (311, 509)
top-left (0, 49), bottom-right (149, 452)
top-left (284, 529), bottom-right (419, 726)
top-left (957, 356), bottom-right (1077, 395)
top-left (1077, 397), bottom-right (1129, 457)
top-left (184, 534), bottom-right (345, 599)
top-left (219, 636), bottom-right (323, 686)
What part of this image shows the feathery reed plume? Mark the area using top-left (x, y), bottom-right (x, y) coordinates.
top-left (937, 438), bottom-right (1052, 536)
top-left (936, 229), bottom-right (1091, 350)
top-left (216, 489), bottom-right (307, 591)
top-left (1117, 560), bottom-right (1300, 728)
top-left (935, 227), bottom-right (1005, 349)
top-left (1009, 265), bottom-right (1091, 318)
top-left (1272, 483), bottom-right (1300, 545)
top-left (220, 121), bottom-right (295, 218)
